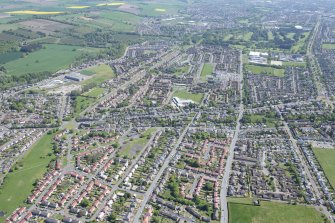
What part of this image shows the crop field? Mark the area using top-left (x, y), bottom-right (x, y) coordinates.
top-left (5, 11), bottom-right (64, 15)
top-left (228, 197), bottom-right (324, 223)
top-left (0, 133), bottom-right (55, 221)
top-left (0, 52), bottom-right (22, 64)
top-left (66, 6), bottom-right (90, 9)
top-left (4, 44), bottom-right (99, 76)
top-left (312, 148), bottom-right (335, 188)
top-left (173, 90), bottom-right (204, 103)
top-left (245, 64), bottom-right (285, 77)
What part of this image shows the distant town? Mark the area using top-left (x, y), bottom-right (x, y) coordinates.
top-left (0, 0), bottom-right (335, 223)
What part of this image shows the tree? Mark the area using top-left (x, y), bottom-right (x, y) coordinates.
top-left (80, 198), bottom-right (90, 208)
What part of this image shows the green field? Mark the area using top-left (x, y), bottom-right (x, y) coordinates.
top-left (313, 148), bottom-right (335, 188)
top-left (120, 128), bottom-right (157, 157)
top-left (4, 44), bottom-right (99, 76)
top-left (228, 197), bottom-right (324, 223)
top-left (74, 96), bottom-right (94, 116)
top-left (100, 11), bottom-right (141, 32)
top-left (82, 87), bottom-right (105, 98)
top-left (291, 32), bottom-right (310, 53)
top-left (283, 61), bottom-right (306, 67)
top-left (0, 133), bottom-right (55, 220)
top-left (201, 63), bottom-right (214, 81)
top-left (246, 64), bottom-right (285, 77)
top-left (322, 44), bottom-right (335, 50)
top-left (242, 114), bottom-right (277, 127)
top-left (173, 90), bottom-right (204, 103)
top-left (81, 64), bottom-right (116, 86)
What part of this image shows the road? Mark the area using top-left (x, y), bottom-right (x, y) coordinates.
top-left (221, 50), bottom-right (244, 223)
top-left (133, 114), bottom-right (197, 222)
top-left (276, 106), bottom-right (332, 220)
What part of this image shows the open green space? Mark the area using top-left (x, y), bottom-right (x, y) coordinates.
top-left (283, 61), bottom-right (306, 67)
top-left (322, 44), bottom-right (335, 50)
top-left (74, 96), bottom-right (94, 116)
top-left (81, 64), bottom-right (116, 86)
top-left (200, 63), bottom-right (214, 81)
top-left (4, 44), bottom-right (99, 76)
top-left (0, 133), bottom-right (55, 220)
top-left (82, 87), bottom-right (105, 98)
top-left (291, 32), bottom-right (310, 53)
top-left (120, 128), bottom-right (157, 157)
top-left (0, 51), bottom-right (22, 64)
top-left (242, 113), bottom-right (278, 128)
top-left (312, 148), bottom-right (335, 188)
top-left (173, 90), bottom-right (204, 103)
top-left (246, 64), bottom-right (285, 77)
top-left (228, 197), bottom-right (325, 223)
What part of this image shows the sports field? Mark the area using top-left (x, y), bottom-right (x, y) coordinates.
top-left (313, 148), bottom-right (335, 188)
top-left (0, 133), bottom-right (55, 221)
top-left (228, 197), bottom-right (325, 223)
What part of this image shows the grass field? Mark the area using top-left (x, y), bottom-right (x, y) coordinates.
top-left (283, 61), bottom-right (306, 67)
top-left (228, 197), bottom-right (324, 223)
top-left (246, 64), bottom-right (285, 77)
top-left (100, 11), bottom-right (140, 32)
top-left (4, 44), bottom-right (99, 76)
top-left (0, 133), bottom-right (55, 220)
top-left (201, 63), bottom-right (214, 81)
top-left (82, 87), bottom-right (105, 98)
top-left (312, 148), bottom-right (335, 188)
top-left (322, 44), bottom-right (335, 50)
top-left (243, 114), bottom-right (277, 127)
top-left (81, 64), bottom-right (116, 86)
top-left (173, 90), bottom-right (204, 103)
top-left (291, 32), bottom-right (310, 53)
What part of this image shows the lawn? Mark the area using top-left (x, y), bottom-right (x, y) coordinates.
top-left (291, 32), bottom-right (310, 53)
top-left (322, 44), bottom-right (335, 50)
top-left (283, 61), bottom-right (306, 67)
top-left (82, 87), bottom-right (105, 98)
top-left (201, 63), bottom-right (214, 81)
top-left (81, 64), bottom-right (116, 86)
top-left (4, 44), bottom-right (99, 76)
top-left (243, 114), bottom-right (277, 127)
top-left (228, 197), bottom-right (324, 223)
top-left (173, 90), bottom-right (204, 104)
top-left (312, 148), bottom-right (335, 188)
top-left (246, 64), bottom-right (285, 77)
top-left (0, 133), bottom-right (55, 220)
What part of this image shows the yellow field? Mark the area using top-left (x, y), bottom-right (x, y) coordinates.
top-left (96, 2), bottom-right (125, 6)
top-left (5, 10), bottom-right (64, 15)
top-left (155, 8), bottom-right (166, 12)
top-left (66, 6), bottom-right (90, 9)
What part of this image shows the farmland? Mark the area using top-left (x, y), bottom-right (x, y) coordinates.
top-left (228, 198), bottom-right (325, 223)
top-left (4, 44), bottom-right (100, 76)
